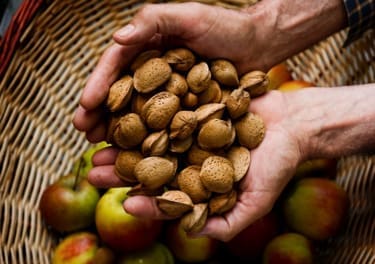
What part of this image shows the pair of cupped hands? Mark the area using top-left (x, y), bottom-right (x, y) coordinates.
top-left (73, 3), bottom-right (313, 242)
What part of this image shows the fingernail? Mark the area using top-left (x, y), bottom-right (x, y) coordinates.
top-left (116, 24), bottom-right (135, 38)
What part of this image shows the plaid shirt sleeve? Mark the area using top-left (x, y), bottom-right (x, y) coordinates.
top-left (343, 0), bottom-right (375, 46)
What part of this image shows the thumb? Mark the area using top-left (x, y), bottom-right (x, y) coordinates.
top-left (113, 3), bottom-right (215, 45)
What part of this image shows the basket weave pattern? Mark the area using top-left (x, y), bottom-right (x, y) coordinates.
top-left (0, 0), bottom-right (374, 263)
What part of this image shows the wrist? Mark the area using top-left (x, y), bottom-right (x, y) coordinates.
top-left (244, 0), bottom-right (347, 69)
top-left (284, 85), bottom-right (375, 161)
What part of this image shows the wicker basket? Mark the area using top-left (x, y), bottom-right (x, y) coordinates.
top-left (0, 0), bottom-right (374, 263)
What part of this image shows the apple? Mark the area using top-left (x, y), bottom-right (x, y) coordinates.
top-left (39, 173), bottom-right (100, 233)
top-left (225, 211), bottom-right (281, 261)
top-left (263, 233), bottom-right (314, 264)
top-left (282, 177), bottom-right (349, 241)
top-left (266, 63), bottom-right (292, 90)
top-left (294, 158), bottom-right (337, 179)
top-left (52, 232), bottom-right (98, 264)
top-left (117, 242), bottom-right (174, 264)
top-left (93, 247), bottom-right (116, 264)
top-left (95, 187), bottom-right (163, 252)
top-left (165, 219), bottom-right (219, 263)
top-left (73, 141), bottom-right (111, 177)
top-left (278, 80), bottom-right (314, 92)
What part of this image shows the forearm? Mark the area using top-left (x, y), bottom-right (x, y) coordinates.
top-left (285, 84), bottom-right (375, 160)
top-left (245, 0), bottom-right (348, 68)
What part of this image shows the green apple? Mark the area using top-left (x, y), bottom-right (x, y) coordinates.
top-left (263, 233), bottom-right (314, 264)
top-left (39, 173), bottom-right (100, 233)
top-left (73, 141), bottom-right (111, 177)
top-left (52, 232), bottom-right (98, 264)
top-left (165, 219), bottom-right (219, 263)
top-left (118, 242), bottom-right (174, 264)
top-left (95, 187), bottom-right (163, 253)
top-left (282, 177), bottom-right (349, 241)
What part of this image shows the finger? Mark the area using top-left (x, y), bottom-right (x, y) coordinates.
top-left (123, 195), bottom-right (173, 220)
top-left (196, 190), bottom-right (275, 241)
top-left (86, 122), bottom-right (107, 143)
top-left (88, 165), bottom-right (125, 188)
top-left (80, 43), bottom-right (143, 110)
top-left (92, 147), bottom-right (119, 166)
top-left (113, 3), bottom-right (210, 45)
top-left (73, 105), bottom-right (104, 132)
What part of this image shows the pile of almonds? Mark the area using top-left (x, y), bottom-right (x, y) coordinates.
top-left (105, 48), bottom-right (268, 233)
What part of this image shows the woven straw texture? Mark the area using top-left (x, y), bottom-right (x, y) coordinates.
top-left (0, 0), bottom-right (374, 263)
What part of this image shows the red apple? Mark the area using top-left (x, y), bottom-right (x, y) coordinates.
top-left (165, 219), bottom-right (219, 263)
top-left (266, 63), bottom-right (293, 90)
top-left (52, 232), bottom-right (98, 264)
top-left (294, 158), bottom-right (337, 179)
top-left (278, 80), bottom-right (314, 92)
top-left (263, 233), bottom-right (314, 264)
top-left (39, 174), bottom-right (100, 233)
top-left (282, 177), bottom-right (349, 241)
top-left (117, 242), bottom-right (174, 264)
top-left (225, 211), bottom-right (281, 261)
top-left (95, 187), bottom-right (163, 252)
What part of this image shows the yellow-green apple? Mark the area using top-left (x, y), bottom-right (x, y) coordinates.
top-left (266, 63), bottom-right (293, 90)
top-left (278, 80), bottom-right (314, 92)
top-left (225, 211), bottom-right (281, 261)
top-left (294, 158), bottom-right (337, 179)
top-left (52, 232), bottom-right (99, 264)
top-left (282, 177), bottom-right (349, 241)
top-left (73, 141), bottom-right (111, 177)
top-left (263, 233), bottom-right (314, 264)
top-left (165, 219), bottom-right (219, 263)
top-left (117, 242), bottom-right (174, 264)
top-left (39, 174), bottom-right (100, 233)
top-left (95, 187), bottom-right (163, 252)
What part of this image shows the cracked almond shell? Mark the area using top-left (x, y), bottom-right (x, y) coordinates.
top-left (209, 189), bottom-right (237, 215)
top-left (163, 48), bottom-right (196, 72)
top-left (106, 75), bottom-right (134, 112)
top-left (156, 190), bottom-right (194, 218)
top-left (133, 58), bottom-right (172, 93)
top-left (197, 119), bottom-right (234, 150)
top-left (180, 203), bottom-right (208, 233)
top-left (141, 130), bottom-right (169, 156)
top-left (164, 72), bottom-right (189, 97)
top-left (226, 88), bottom-right (251, 119)
top-left (113, 113), bottom-right (147, 149)
top-left (227, 146), bottom-right (251, 182)
top-left (169, 111), bottom-right (198, 140)
top-left (239, 70), bottom-right (269, 97)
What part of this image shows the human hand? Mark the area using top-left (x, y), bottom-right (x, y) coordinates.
top-left (87, 90), bottom-right (305, 241)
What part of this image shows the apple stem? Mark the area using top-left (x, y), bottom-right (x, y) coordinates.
top-left (74, 158), bottom-right (84, 191)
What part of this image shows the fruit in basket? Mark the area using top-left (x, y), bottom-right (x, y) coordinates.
top-left (52, 232), bottom-right (98, 264)
top-left (165, 219), bottom-right (219, 263)
top-left (282, 177), bottom-right (349, 241)
top-left (72, 141), bottom-right (110, 177)
top-left (278, 80), bottom-right (314, 92)
top-left (266, 63), bottom-right (292, 90)
top-left (226, 211), bottom-right (281, 261)
top-left (117, 242), bottom-right (174, 264)
top-left (39, 173), bottom-right (100, 233)
top-left (95, 187), bottom-right (163, 252)
top-left (294, 158), bottom-right (337, 179)
top-left (263, 233), bottom-right (314, 264)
